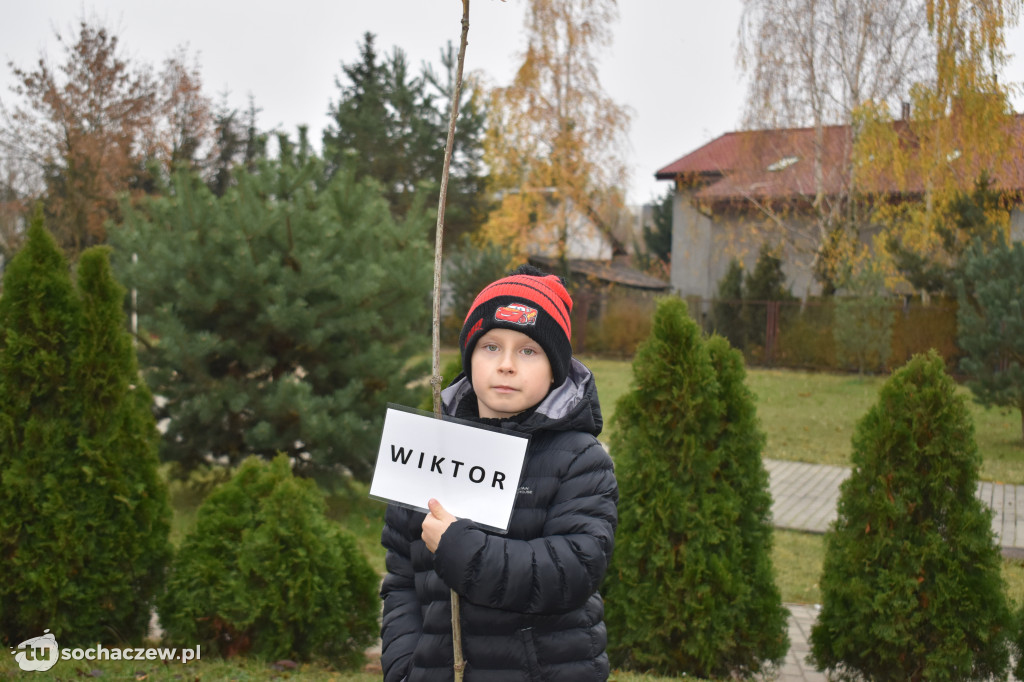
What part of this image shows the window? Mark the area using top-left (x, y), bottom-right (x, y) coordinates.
top-left (766, 156), bottom-right (799, 172)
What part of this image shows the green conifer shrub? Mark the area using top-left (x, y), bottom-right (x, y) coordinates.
top-left (1014, 605), bottom-right (1024, 680)
top-left (604, 297), bottom-right (787, 677)
top-left (158, 455), bottom-right (379, 668)
top-left (741, 243), bottom-right (795, 361)
top-left (0, 217), bottom-right (170, 646)
top-left (705, 334), bottom-right (789, 666)
top-left (712, 258), bottom-right (744, 349)
top-left (957, 237), bottom-right (1024, 444)
top-left (809, 351), bottom-right (1012, 681)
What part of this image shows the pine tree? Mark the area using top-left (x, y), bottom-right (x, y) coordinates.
top-left (957, 237), bottom-right (1024, 444)
top-left (323, 33), bottom-right (488, 245)
top-left (324, 33), bottom-right (397, 185)
top-left (0, 214), bottom-right (170, 646)
top-left (810, 351), bottom-right (1012, 681)
top-left (604, 297), bottom-right (787, 677)
top-left (888, 173), bottom-right (1007, 297)
top-left (113, 152), bottom-right (432, 480)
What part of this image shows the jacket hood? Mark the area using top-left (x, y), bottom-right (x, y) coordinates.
top-left (441, 357), bottom-right (603, 437)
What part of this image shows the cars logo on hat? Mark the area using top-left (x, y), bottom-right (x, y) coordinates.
top-left (494, 303), bottom-right (538, 326)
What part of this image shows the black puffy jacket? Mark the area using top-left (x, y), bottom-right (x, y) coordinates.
top-left (380, 359), bottom-right (618, 682)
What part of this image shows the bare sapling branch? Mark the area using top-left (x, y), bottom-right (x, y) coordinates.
top-left (430, 1), bottom-right (471, 679)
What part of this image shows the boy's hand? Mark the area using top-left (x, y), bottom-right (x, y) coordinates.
top-left (422, 498), bottom-right (457, 553)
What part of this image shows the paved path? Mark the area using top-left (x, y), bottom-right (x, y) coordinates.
top-left (766, 458), bottom-right (1024, 680)
top-left (778, 603), bottom-right (820, 682)
top-left (765, 458), bottom-right (1024, 555)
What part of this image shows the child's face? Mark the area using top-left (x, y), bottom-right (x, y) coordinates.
top-left (470, 327), bottom-right (553, 419)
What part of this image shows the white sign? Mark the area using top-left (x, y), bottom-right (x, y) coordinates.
top-left (370, 405), bottom-right (530, 532)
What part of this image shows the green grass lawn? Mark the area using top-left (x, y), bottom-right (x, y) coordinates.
top-left (580, 356), bottom-right (1024, 485)
top-left (773, 529), bottom-right (1024, 607)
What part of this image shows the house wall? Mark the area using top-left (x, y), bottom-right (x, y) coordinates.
top-left (528, 212), bottom-right (613, 261)
top-left (671, 198), bottom-right (1024, 299)
top-left (670, 189), bottom-right (823, 300)
top-left (669, 189), bottom-right (714, 298)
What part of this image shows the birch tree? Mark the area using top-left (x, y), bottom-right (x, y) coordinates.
top-left (857, 0), bottom-right (1023, 295)
top-left (737, 0), bottom-right (933, 291)
top-left (482, 0), bottom-right (631, 264)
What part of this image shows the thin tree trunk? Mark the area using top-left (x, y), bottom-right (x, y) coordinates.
top-left (431, 2), bottom-right (471, 679)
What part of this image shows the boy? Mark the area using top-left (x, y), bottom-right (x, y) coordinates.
top-left (380, 265), bottom-right (619, 681)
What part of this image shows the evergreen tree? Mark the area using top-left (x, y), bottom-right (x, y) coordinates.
top-left (810, 351), bottom-right (1012, 681)
top-left (642, 187), bottom-right (673, 265)
top-left (888, 173), bottom-right (1008, 297)
top-left (1015, 605), bottom-right (1024, 680)
top-left (0, 214), bottom-right (170, 646)
top-left (323, 33), bottom-right (488, 245)
top-left (742, 243), bottom-right (794, 353)
top-left (324, 33), bottom-right (399, 186)
top-left (113, 151), bottom-right (432, 480)
top-left (158, 455), bottom-right (379, 667)
top-left (442, 237), bottom-right (516, 340)
top-left (207, 98), bottom-right (268, 197)
top-left (705, 334), bottom-right (789, 667)
top-left (957, 237), bottom-right (1024, 444)
top-left (0, 214), bottom-right (81, 643)
top-left (712, 259), bottom-right (745, 349)
top-left (604, 297), bottom-right (787, 677)
top-left (421, 41), bottom-right (491, 246)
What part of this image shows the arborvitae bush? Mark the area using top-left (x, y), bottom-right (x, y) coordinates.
top-left (810, 351), bottom-right (1012, 681)
top-left (0, 218), bottom-right (170, 646)
top-left (1015, 605), bottom-right (1024, 680)
top-left (705, 334), bottom-right (789, 666)
top-left (158, 455), bottom-right (379, 668)
top-left (604, 297), bottom-right (787, 677)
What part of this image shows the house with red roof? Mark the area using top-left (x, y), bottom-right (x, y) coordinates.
top-left (655, 114), bottom-right (1024, 299)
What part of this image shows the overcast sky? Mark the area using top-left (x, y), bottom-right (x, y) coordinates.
top-left (2, 1), bottom-right (1023, 205)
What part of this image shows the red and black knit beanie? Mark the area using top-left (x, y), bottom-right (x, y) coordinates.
top-left (459, 265), bottom-right (574, 388)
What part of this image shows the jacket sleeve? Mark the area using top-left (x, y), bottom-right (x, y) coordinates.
top-left (380, 507), bottom-right (423, 682)
top-left (432, 438), bottom-right (617, 615)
